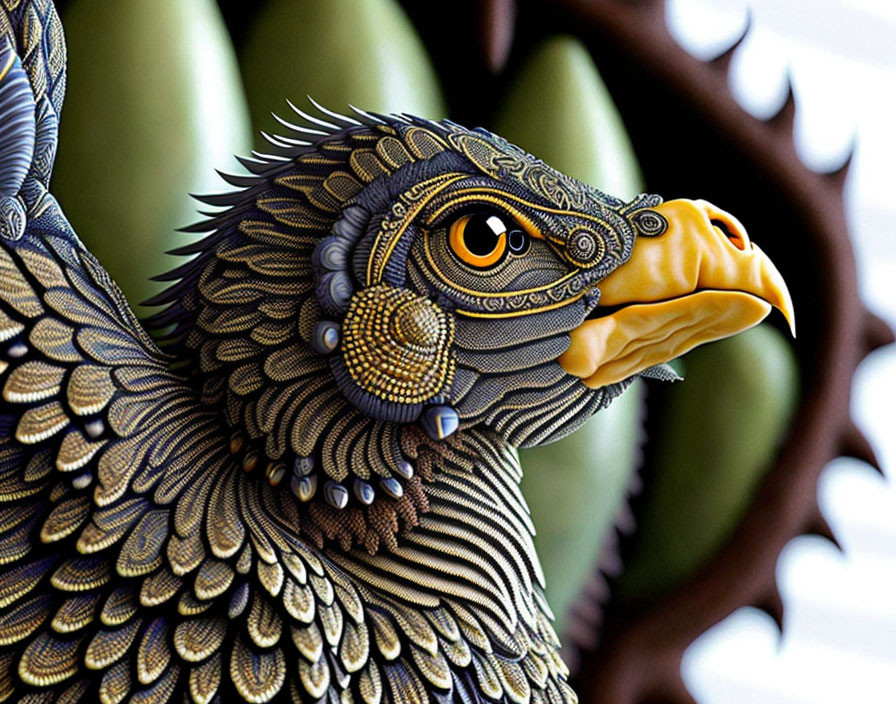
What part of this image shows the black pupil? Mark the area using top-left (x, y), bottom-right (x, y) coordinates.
top-left (463, 214), bottom-right (506, 256)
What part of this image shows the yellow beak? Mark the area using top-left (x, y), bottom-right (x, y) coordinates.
top-left (559, 199), bottom-right (795, 388)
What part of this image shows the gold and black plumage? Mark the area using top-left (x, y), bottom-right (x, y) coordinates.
top-left (0, 2), bottom-right (794, 702)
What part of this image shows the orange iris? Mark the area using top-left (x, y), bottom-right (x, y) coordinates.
top-left (448, 214), bottom-right (508, 268)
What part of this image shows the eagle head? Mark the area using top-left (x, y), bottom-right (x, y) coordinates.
top-left (154, 107), bottom-right (793, 541)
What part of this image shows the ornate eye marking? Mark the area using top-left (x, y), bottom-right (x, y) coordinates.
top-left (448, 212), bottom-right (529, 268)
top-left (631, 208), bottom-right (668, 237)
top-left (567, 229), bottom-right (604, 265)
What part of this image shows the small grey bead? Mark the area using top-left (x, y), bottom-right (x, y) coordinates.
top-left (342, 205), bottom-right (368, 229)
top-left (420, 405), bottom-right (459, 441)
top-left (380, 477), bottom-right (404, 500)
top-left (291, 474), bottom-right (318, 502)
top-left (293, 455), bottom-right (315, 477)
top-left (315, 270), bottom-right (353, 315)
top-left (353, 479), bottom-right (375, 506)
top-left (325, 480), bottom-right (349, 509)
top-left (394, 460), bottom-right (414, 479)
top-left (331, 218), bottom-right (354, 240)
top-left (310, 320), bottom-right (340, 355)
top-left (313, 235), bottom-right (349, 271)
top-left (84, 419), bottom-right (105, 439)
top-left (7, 342), bottom-right (27, 358)
top-left (327, 271), bottom-right (352, 308)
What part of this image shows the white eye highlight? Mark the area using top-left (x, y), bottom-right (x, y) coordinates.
top-left (485, 215), bottom-right (507, 236)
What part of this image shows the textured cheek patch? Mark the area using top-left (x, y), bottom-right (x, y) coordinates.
top-left (335, 285), bottom-right (455, 422)
top-left (443, 297), bottom-right (609, 447)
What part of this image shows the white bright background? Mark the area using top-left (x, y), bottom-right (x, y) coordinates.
top-left (665, 1), bottom-right (896, 702)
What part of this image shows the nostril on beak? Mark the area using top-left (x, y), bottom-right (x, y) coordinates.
top-left (711, 217), bottom-right (748, 251)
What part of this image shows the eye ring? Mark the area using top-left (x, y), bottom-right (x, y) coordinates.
top-left (448, 213), bottom-right (509, 268)
top-left (507, 229), bottom-right (529, 255)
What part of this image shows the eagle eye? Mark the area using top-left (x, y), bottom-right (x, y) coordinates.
top-left (448, 212), bottom-right (529, 268)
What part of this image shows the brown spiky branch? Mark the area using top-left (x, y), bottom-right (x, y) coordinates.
top-left (536, 1), bottom-right (894, 702)
top-left (393, 1), bottom-right (893, 701)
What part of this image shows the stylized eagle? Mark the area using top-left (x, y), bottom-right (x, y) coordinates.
top-left (0, 2), bottom-right (792, 702)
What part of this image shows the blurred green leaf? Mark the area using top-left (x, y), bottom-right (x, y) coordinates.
top-left (240, 0), bottom-right (446, 143)
top-left (494, 35), bottom-right (642, 200)
top-left (53, 0), bottom-right (253, 315)
top-left (616, 323), bottom-right (800, 603)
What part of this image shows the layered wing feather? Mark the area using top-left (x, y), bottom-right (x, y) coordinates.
top-left (0, 4), bottom-right (577, 702)
top-left (0, 222), bottom-right (573, 704)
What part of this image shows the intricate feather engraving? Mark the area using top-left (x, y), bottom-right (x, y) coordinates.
top-left (0, 3), bottom-right (703, 703)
